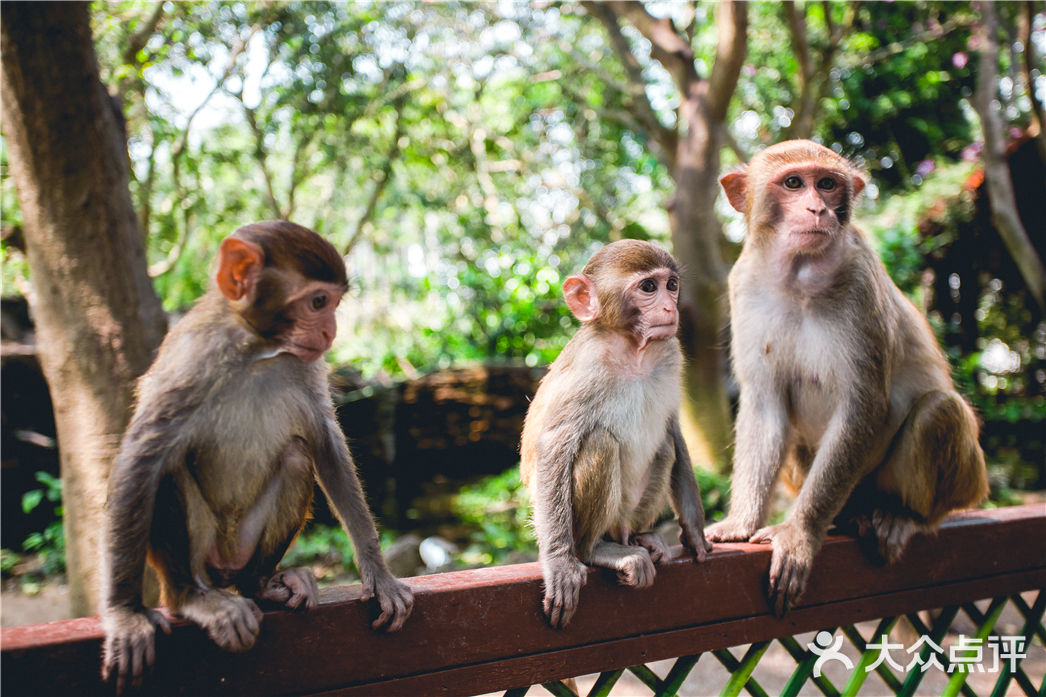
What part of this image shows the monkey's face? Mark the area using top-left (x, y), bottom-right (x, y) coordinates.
top-left (274, 279), bottom-right (347, 362)
top-left (623, 267), bottom-right (680, 344)
top-left (767, 163), bottom-right (851, 255)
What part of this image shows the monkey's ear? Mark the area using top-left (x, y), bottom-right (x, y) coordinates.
top-left (563, 274), bottom-right (599, 323)
top-left (216, 237), bottom-right (264, 301)
top-left (719, 172), bottom-right (747, 213)
top-left (851, 171), bottom-right (867, 199)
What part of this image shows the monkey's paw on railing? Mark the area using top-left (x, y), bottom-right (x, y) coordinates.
top-left (2, 504), bottom-right (1043, 697)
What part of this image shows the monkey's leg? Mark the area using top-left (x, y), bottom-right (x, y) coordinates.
top-left (868, 390), bottom-right (988, 564)
top-left (585, 540), bottom-right (657, 588)
top-left (238, 438), bottom-right (319, 611)
top-left (153, 479), bottom-right (265, 653)
top-left (706, 393), bottom-right (789, 542)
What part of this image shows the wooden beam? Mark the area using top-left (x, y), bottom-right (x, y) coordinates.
top-left (3, 505), bottom-right (1044, 696)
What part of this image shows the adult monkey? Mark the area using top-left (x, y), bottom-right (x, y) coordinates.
top-left (710, 140), bottom-right (988, 616)
top-left (521, 239), bottom-right (713, 629)
top-left (101, 221), bottom-right (414, 693)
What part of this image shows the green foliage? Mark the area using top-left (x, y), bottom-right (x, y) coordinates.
top-left (282, 523), bottom-right (356, 579)
top-left (452, 467), bottom-right (535, 566)
top-left (16, 472), bottom-right (66, 577)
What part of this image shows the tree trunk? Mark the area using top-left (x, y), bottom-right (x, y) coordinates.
top-left (973, 0), bottom-right (1046, 310)
top-left (586, 1), bottom-right (747, 470)
top-left (670, 91), bottom-right (734, 470)
top-left (1, 2), bottom-right (167, 616)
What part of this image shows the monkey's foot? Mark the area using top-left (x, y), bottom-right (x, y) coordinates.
top-left (257, 568), bottom-right (319, 610)
top-left (750, 522), bottom-right (817, 618)
top-left (615, 549), bottom-right (656, 588)
top-left (705, 517), bottom-right (759, 542)
top-left (630, 532), bottom-right (669, 564)
top-left (178, 589), bottom-right (263, 653)
top-left (541, 554), bottom-right (588, 629)
top-left (865, 510), bottom-right (922, 565)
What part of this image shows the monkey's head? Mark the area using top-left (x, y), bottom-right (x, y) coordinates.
top-left (563, 239), bottom-right (681, 348)
top-left (720, 140), bottom-right (866, 257)
top-left (216, 221), bottom-right (349, 362)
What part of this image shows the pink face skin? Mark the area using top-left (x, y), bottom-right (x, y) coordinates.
top-left (280, 281), bottom-right (346, 362)
top-left (626, 267), bottom-right (680, 348)
top-left (772, 164), bottom-right (848, 255)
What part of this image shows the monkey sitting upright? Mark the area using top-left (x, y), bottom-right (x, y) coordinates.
top-left (709, 140), bottom-right (988, 616)
top-left (101, 222), bottom-right (414, 693)
top-left (521, 239), bottom-right (713, 629)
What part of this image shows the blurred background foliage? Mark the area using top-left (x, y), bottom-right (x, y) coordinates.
top-left (2, 0), bottom-right (1043, 576)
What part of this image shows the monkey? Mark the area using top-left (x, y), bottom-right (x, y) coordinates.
top-left (708, 140), bottom-right (989, 617)
top-left (520, 239), bottom-right (713, 629)
top-left (100, 221), bottom-right (414, 693)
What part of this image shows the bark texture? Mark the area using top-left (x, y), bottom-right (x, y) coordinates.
top-left (1, 2), bottom-right (167, 615)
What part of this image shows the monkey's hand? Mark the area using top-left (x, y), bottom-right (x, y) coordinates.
top-left (542, 554), bottom-right (587, 629)
top-left (749, 522), bottom-right (817, 618)
top-left (101, 606), bottom-right (172, 695)
top-left (257, 568), bottom-right (319, 610)
top-left (705, 517), bottom-right (759, 543)
top-left (678, 520), bottom-right (714, 562)
top-left (361, 572), bottom-right (414, 633)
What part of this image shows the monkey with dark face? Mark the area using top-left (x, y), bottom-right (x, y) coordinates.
top-left (710, 140), bottom-right (988, 616)
top-left (101, 221), bottom-right (414, 693)
top-left (521, 239), bottom-right (713, 629)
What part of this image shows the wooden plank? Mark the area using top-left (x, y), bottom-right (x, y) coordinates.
top-left (2, 505), bottom-right (1043, 697)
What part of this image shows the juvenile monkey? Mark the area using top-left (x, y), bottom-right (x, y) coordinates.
top-left (521, 239), bottom-right (712, 629)
top-left (101, 221), bottom-right (414, 693)
top-left (710, 140), bottom-right (988, 616)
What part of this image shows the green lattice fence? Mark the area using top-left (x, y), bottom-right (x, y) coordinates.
top-left (518, 592), bottom-right (1044, 697)
top-left (2, 505), bottom-right (1043, 696)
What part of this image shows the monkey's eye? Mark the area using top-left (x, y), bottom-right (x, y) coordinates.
top-left (667, 278), bottom-right (679, 292)
top-left (640, 279), bottom-right (657, 293)
top-left (310, 294), bottom-right (329, 311)
top-left (817, 177), bottom-right (837, 190)
top-left (784, 176), bottom-right (803, 189)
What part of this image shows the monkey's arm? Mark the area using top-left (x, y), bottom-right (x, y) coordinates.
top-left (668, 418), bottom-right (712, 561)
top-left (101, 412), bottom-right (187, 693)
top-left (753, 378), bottom-right (889, 617)
top-left (706, 388), bottom-right (790, 542)
top-left (530, 428), bottom-right (589, 629)
top-left (313, 414), bottom-right (414, 632)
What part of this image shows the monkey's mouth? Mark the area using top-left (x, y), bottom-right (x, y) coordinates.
top-left (646, 323), bottom-right (678, 339)
top-left (792, 229), bottom-right (831, 249)
top-left (290, 343), bottom-right (329, 362)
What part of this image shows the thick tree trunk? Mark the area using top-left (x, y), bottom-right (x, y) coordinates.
top-left (670, 92), bottom-right (733, 469)
top-left (1, 2), bottom-right (167, 616)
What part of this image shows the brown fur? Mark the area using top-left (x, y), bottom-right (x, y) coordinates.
top-left (709, 141), bottom-right (988, 617)
top-left (520, 240), bottom-right (711, 629)
top-left (100, 223), bottom-right (412, 694)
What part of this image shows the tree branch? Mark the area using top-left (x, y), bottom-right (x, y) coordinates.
top-left (706, 0), bottom-right (748, 122)
top-left (606, 0), bottom-right (699, 94)
top-left (343, 98), bottom-right (407, 257)
top-left (1020, 1), bottom-right (1046, 162)
top-left (975, 0), bottom-right (1045, 308)
top-left (580, 2), bottom-right (678, 166)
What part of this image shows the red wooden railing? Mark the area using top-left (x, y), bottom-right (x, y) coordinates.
top-left (2, 504), bottom-right (1043, 696)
